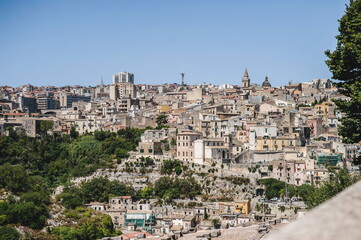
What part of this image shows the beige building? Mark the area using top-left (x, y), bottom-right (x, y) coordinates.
top-left (176, 131), bottom-right (201, 162)
top-left (255, 135), bottom-right (299, 151)
top-left (314, 101), bottom-right (334, 116)
top-left (138, 141), bottom-right (163, 156)
top-left (240, 103), bottom-right (256, 119)
top-left (109, 82), bottom-right (136, 100)
top-left (186, 88), bottom-right (203, 102)
top-left (22, 119), bottom-right (41, 137)
top-left (271, 158), bottom-right (316, 185)
top-left (119, 82), bottom-right (136, 99)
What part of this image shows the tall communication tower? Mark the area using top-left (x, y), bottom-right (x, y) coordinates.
top-left (180, 73), bottom-right (185, 85)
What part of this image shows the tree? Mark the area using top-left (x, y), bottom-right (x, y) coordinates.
top-left (163, 143), bottom-right (170, 151)
top-left (138, 186), bottom-right (154, 199)
top-left (212, 218), bottom-right (221, 229)
top-left (115, 148), bottom-right (129, 159)
top-left (170, 138), bottom-right (177, 146)
top-left (52, 214), bottom-right (116, 240)
top-left (0, 163), bottom-right (29, 194)
top-left (156, 115), bottom-right (168, 126)
top-left (0, 226), bottom-right (20, 240)
top-left (259, 178), bottom-right (285, 199)
top-left (40, 120), bottom-right (53, 135)
top-left (303, 169), bottom-right (358, 208)
top-left (57, 187), bottom-right (84, 209)
top-left (70, 126), bottom-right (79, 139)
top-left (10, 202), bottom-right (48, 229)
top-left (20, 191), bottom-right (50, 206)
top-left (297, 184), bottom-right (315, 202)
top-left (153, 176), bottom-right (201, 201)
top-left (58, 177), bottom-right (136, 207)
top-left (325, 0), bottom-right (361, 143)
top-left (174, 166), bottom-right (182, 175)
top-left (161, 159), bottom-right (183, 175)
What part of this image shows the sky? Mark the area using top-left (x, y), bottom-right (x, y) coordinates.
top-left (0, 0), bottom-right (349, 87)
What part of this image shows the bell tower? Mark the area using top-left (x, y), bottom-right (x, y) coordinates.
top-left (242, 68), bottom-right (250, 88)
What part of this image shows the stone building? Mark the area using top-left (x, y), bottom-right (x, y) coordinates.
top-left (176, 131), bottom-right (201, 162)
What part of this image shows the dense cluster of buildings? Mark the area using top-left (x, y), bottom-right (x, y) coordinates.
top-left (85, 195), bottom-right (250, 237)
top-left (2, 69), bottom-right (361, 237)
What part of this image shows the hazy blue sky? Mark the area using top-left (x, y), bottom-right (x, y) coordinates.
top-left (0, 0), bottom-right (348, 87)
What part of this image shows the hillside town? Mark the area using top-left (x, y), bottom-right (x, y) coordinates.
top-left (1, 70), bottom-right (360, 239)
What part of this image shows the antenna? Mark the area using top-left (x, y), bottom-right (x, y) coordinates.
top-left (180, 73), bottom-right (185, 85)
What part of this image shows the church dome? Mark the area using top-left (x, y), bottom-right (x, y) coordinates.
top-left (262, 76), bottom-right (271, 88)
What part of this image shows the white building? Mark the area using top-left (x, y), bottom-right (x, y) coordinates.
top-left (249, 124), bottom-right (277, 150)
top-left (112, 72), bottom-right (134, 84)
top-left (194, 138), bottom-right (230, 165)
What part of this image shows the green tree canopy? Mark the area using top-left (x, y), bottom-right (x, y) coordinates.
top-left (156, 115), bottom-right (168, 126)
top-left (161, 160), bottom-right (183, 175)
top-left (325, 0), bottom-right (361, 144)
top-left (40, 120), bottom-right (54, 135)
top-left (52, 214), bottom-right (116, 240)
top-left (0, 226), bottom-right (20, 240)
top-left (9, 202), bottom-right (48, 229)
top-left (0, 163), bottom-right (29, 194)
top-left (259, 178), bottom-right (286, 199)
top-left (303, 169), bottom-right (359, 208)
top-left (153, 176), bottom-right (202, 202)
top-left (57, 177), bottom-right (136, 208)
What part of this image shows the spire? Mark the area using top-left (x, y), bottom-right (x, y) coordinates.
top-left (242, 68), bottom-right (250, 88)
top-left (100, 76), bottom-right (104, 86)
top-left (244, 68), bottom-right (249, 78)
